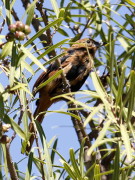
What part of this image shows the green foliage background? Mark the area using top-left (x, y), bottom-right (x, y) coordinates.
top-left (0, 0), bottom-right (135, 179)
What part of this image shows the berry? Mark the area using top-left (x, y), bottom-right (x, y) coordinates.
top-left (0, 135), bottom-right (10, 144)
top-left (15, 31), bottom-right (25, 40)
top-left (16, 21), bottom-right (25, 31)
top-left (6, 32), bottom-right (15, 41)
top-left (8, 24), bottom-right (16, 33)
top-left (24, 25), bottom-right (31, 35)
top-left (73, 25), bottom-right (79, 31)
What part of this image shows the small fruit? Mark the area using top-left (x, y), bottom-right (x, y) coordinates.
top-left (8, 24), bottom-right (16, 33)
top-left (15, 31), bottom-right (25, 40)
top-left (73, 24), bottom-right (79, 31)
top-left (24, 25), bottom-right (31, 35)
top-left (0, 135), bottom-right (10, 144)
top-left (2, 124), bottom-right (11, 132)
top-left (16, 21), bottom-right (25, 31)
top-left (6, 32), bottom-right (15, 41)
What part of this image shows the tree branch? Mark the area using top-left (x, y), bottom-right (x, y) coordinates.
top-left (6, 144), bottom-right (19, 180)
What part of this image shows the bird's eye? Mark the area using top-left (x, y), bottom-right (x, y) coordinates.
top-left (86, 40), bottom-right (91, 43)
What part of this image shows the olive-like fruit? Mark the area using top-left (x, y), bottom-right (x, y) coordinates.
top-left (15, 31), bottom-right (25, 40)
top-left (16, 21), bottom-right (25, 31)
top-left (73, 24), bottom-right (79, 31)
top-left (8, 24), bottom-right (16, 33)
top-left (24, 25), bottom-right (31, 35)
top-left (6, 32), bottom-right (15, 41)
top-left (0, 135), bottom-right (10, 144)
top-left (2, 124), bottom-right (11, 132)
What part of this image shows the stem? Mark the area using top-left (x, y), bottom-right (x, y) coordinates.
top-left (6, 144), bottom-right (19, 180)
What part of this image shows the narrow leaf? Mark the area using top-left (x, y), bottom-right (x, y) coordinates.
top-left (24, 18), bottom-right (63, 47)
top-left (20, 45), bottom-right (46, 72)
top-left (36, 69), bottom-right (63, 92)
top-left (25, 152), bottom-right (33, 180)
top-left (37, 39), bottom-right (69, 60)
top-left (120, 124), bottom-right (132, 161)
top-left (125, 0), bottom-right (135, 6)
top-left (4, 114), bottom-right (26, 140)
top-left (70, 148), bottom-right (81, 178)
top-left (84, 104), bottom-right (104, 127)
top-left (50, 0), bottom-right (59, 18)
top-left (26, 0), bottom-right (37, 25)
top-left (60, 159), bottom-right (77, 180)
top-left (112, 144), bottom-right (120, 180)
top-left (87, 119), bottom-right (111, 156)
top-left (0, 41), bottom-right (13, 59)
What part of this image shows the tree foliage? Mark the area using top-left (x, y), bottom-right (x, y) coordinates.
top-left (0, 0), bottom-right (135, 179)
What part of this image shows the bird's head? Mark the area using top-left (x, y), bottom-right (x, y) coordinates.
top-left (71, 38), bottom-right (105, 56)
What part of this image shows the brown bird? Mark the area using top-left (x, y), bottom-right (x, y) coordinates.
top-left (26, 38), bottom-right (103, 152)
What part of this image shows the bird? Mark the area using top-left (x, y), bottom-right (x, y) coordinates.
top-left (26, 38), bottom-right (104, 152)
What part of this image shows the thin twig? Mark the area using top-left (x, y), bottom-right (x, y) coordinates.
top-left (35, 1), bottom-right (56, 58)
top-left (35, 137), bottom-right (46, 180)
top-left (56, 58), bottom-right (91, 148)
top-left (27, 105), bottom-right (46, 180)
top-left (21, 0), bottom-right (55, 58)
top-left (10, 91), bottom-right (24, 143)
top-left (0, 19), bottom-right (5, 34)
top-left (6, 143), bottom-right (19, 180)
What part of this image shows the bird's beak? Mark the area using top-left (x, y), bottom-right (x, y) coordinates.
top-left (95, 41), bottom-right (106, 48)
top-left (99, 42), bottom-right (107, 47)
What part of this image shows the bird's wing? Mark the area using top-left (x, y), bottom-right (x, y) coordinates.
top-left (32, 54), bottom-right (72, 94)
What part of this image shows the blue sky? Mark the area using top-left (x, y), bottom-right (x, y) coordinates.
top-left (0, 0), bottom-right (133, 177)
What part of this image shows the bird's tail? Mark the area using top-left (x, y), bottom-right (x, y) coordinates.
top-left (26, 95), bottom-right (52, 153)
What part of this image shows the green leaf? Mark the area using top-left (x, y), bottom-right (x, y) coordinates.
top-left (51, 138), bottom-right (58, 164)
top-left (94, 164), bottom-right (101, 180)
top-left (60, 159), bottom-right (77, 180)
top-left (20, 89), bottom-right (29, 135)
top-left (119, 45), bottom-right (135, 66)
top-left (97, 0), bottom-right (102, 10)
top-left (20, 45), bottom-right (46, 72)
top-left (26, 0), bottom-right (37, 25)
top-left (57, 28), bottom-right (69, 37)
top-left (24, 18), bottom-right (63, 47)
top-left (84, 104), bottom-right (104, 127)
top-left (21, 61), bottom-right (34, 75)
top-left (120, 124), bottom-right (132, 161)
top-left (125, 0), bottom-right (135, 6)
top-left (35, 69), bottom-right (63, 92)
top-left (36, 121), bottom-right (54, 179)
top-left (4, 114), bottom-right (26, 140)
top-left (125, 14), bottom-right (135, 28)
top-left (79, 139), bottom-right (85, 177)
top-left (87, 119), bottom-right (111, 156)
top-left (58, 8), bottom-right (65, 26)
top-left (127, 71), bottom-right (135, 122)
top-left (3, 0), bottom-right (12, 25)
top-left (25, 152), bottom-right (33, 180)
top-left (117, 36), bottom-right (130, 51)
top-left (47, 110), bottom-right (81, 121)
top-left (9, 42), bottom-right (17, 87)
top-left (1, 144), bottom-right (9, 179)
top-left (0, 41), bottom-right (13, 59)
top-left (70, 148), bottom-right (81, 179)
top-left (112, 144), bottom-right (120, 180)
top-left (52, 94), bottom-right (92, 110)
top-left (10, 82), bottom-right (32, 96)
top-left (0, 94), bottom-right (4, 120)
top-left (37, 39), bottom-right (69, 60)
top-left (10, 0), bottom-right (17, 9)
top-left (116, 66), bottom-right (126, 106)
top-left (50, 0), bottom-right (59, 18)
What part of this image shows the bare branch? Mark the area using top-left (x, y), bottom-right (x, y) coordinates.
top-left (6, 144), bottom-right (19, 180)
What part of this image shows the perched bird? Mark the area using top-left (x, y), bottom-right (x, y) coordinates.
top-left (26, 38), bottom-right (103, 152)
